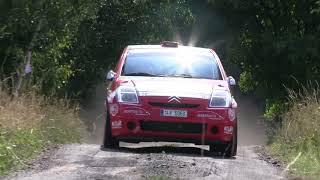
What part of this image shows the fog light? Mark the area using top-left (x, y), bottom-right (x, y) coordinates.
top-left (127, 122), bottom-right (136, 130)
top-left (224, 126), bottom-right (233, 134)
top-left (211, 126), bottom-right (219, 134)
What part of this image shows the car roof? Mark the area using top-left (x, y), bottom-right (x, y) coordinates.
top-left (127, 45), bottom-right (213, 54)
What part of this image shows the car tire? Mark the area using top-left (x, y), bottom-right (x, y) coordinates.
top-left (210, 125), bottom-right (237, 158)
top-left (102, 111), bottom-right (119, 149)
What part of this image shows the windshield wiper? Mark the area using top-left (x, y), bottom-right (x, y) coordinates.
top-left (169, 74), bottom-right (194, 78)
top-left (125, 72), bottom-right (194, 78)
top-left (125, 72), bottom-right (158, 77)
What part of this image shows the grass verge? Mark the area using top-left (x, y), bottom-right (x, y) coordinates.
top-left (268, 85), bottom-right (320, 178)
top-left (0, 90), bottom-right (83, 175)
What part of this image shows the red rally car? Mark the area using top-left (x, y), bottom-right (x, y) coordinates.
top-left (103, 42), bottom-right (238, 157)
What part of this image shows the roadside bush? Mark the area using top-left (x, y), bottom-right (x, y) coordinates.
top-left (269, 85), bottom-right (320, 177)
top-left (0, 89), bottom-right (83, 175)
top-left (238, 71), bottom-right (256, 93)
top-left (264, 99), bottom-right (287, 120)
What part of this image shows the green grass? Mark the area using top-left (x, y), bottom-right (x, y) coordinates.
top-left (268, 85), bottom-right (320, 179)
top-left (0, 91), bottom-right (82, 175)
top-left (269, 140), bottom-right (320, 178)
top-left (0, 128), bottom-right (44, 174)
top-left (0, 120), bottom-right (82, 176)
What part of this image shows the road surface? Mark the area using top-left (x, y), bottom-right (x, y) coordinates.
top-left (5, 85), bottom-right (284, 180)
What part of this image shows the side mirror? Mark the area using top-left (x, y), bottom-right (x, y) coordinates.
top-left (228, 76), bottom-right (236, 86)
top-left (106, 70), bottom-right (116, 81)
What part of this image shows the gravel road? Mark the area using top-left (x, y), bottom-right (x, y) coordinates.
top-left (5, 143), bottom-right (283, 180)
top-left (3, 85), bottom-right (285, 180)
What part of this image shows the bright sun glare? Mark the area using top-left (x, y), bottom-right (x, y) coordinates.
top-left (175, 50), bottom-right (196, 74)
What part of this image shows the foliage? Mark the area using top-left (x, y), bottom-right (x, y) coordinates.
top-left (0, 0), bottom-right (194, 99)
top-left (238, 71), bottom-right (256, 93)
top-left (66, 0), bottom-right (194, 98)
top-left (0, 90), bottom-right (82, 175)
top-left (269, 86), bottom-right (320, 177)
top-left (0, 0), bottom-right (99, 95)
top-left (208, 0), bottom-right (320, 101)
top-left (264, 99), bottom-right (286, 120)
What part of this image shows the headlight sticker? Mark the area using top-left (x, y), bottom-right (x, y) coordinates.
top-left (228, 108), bottom-right (236, 121)
top-left (109, 104), bottom-right (119, 116)
top-left (117, 86), bottom-right (139, 103)
top-left (209, 90), bottom-right (232, 107)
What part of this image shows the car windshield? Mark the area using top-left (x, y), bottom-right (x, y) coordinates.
top-left (122, 49), bottom-right (222, 80)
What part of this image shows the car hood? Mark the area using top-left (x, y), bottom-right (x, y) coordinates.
top-left (119, 76), bottom-right (229, 99)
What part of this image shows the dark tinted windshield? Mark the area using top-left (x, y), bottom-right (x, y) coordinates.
top-left (122, 49), bottom-right (222, 80)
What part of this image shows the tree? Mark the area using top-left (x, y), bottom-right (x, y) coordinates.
top-left (207, 0), bottom-right (320, 101)
top-left (0, 0), bottom-right (194, 98)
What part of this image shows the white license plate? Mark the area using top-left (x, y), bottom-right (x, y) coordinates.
top-left (160, 109), bottom-right (187, 118)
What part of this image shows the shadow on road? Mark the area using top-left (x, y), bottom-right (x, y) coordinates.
top-left (101, 145), bottom-right (236, 159)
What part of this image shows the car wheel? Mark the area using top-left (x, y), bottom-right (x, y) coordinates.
top-left (210, 125), bottom-right (237, 158)
top-left (102, 111), bottom-right (119, 149)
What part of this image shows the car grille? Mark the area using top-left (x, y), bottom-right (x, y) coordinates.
top-left (148, 102), bottom-right (200, 108)
top-left (140, 121), bottom-right (206, 134)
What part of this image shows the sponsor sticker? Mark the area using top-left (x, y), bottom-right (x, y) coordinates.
top-left (123, 107), bottom-right (150, 115)
top-left (197, 111), bottom-right (224, 120)
top-left (112, 120), bottom-right (122, 129)
top-left (224, 126), bottom-right (233, 134)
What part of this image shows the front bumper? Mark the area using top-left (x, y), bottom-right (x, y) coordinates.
top-left (107, 102), bottom-right (237, 145)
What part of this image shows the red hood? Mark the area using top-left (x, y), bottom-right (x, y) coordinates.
top-left (118, 76), bottom-right (229, 99)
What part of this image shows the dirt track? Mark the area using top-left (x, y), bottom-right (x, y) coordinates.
top-left (4, 85), bottom-right (285, 180)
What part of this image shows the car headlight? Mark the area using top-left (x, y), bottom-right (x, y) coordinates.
top-left (117, 86), bottom-right (139, 103)
top-left (209, 90), bottom-right (232, 107)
